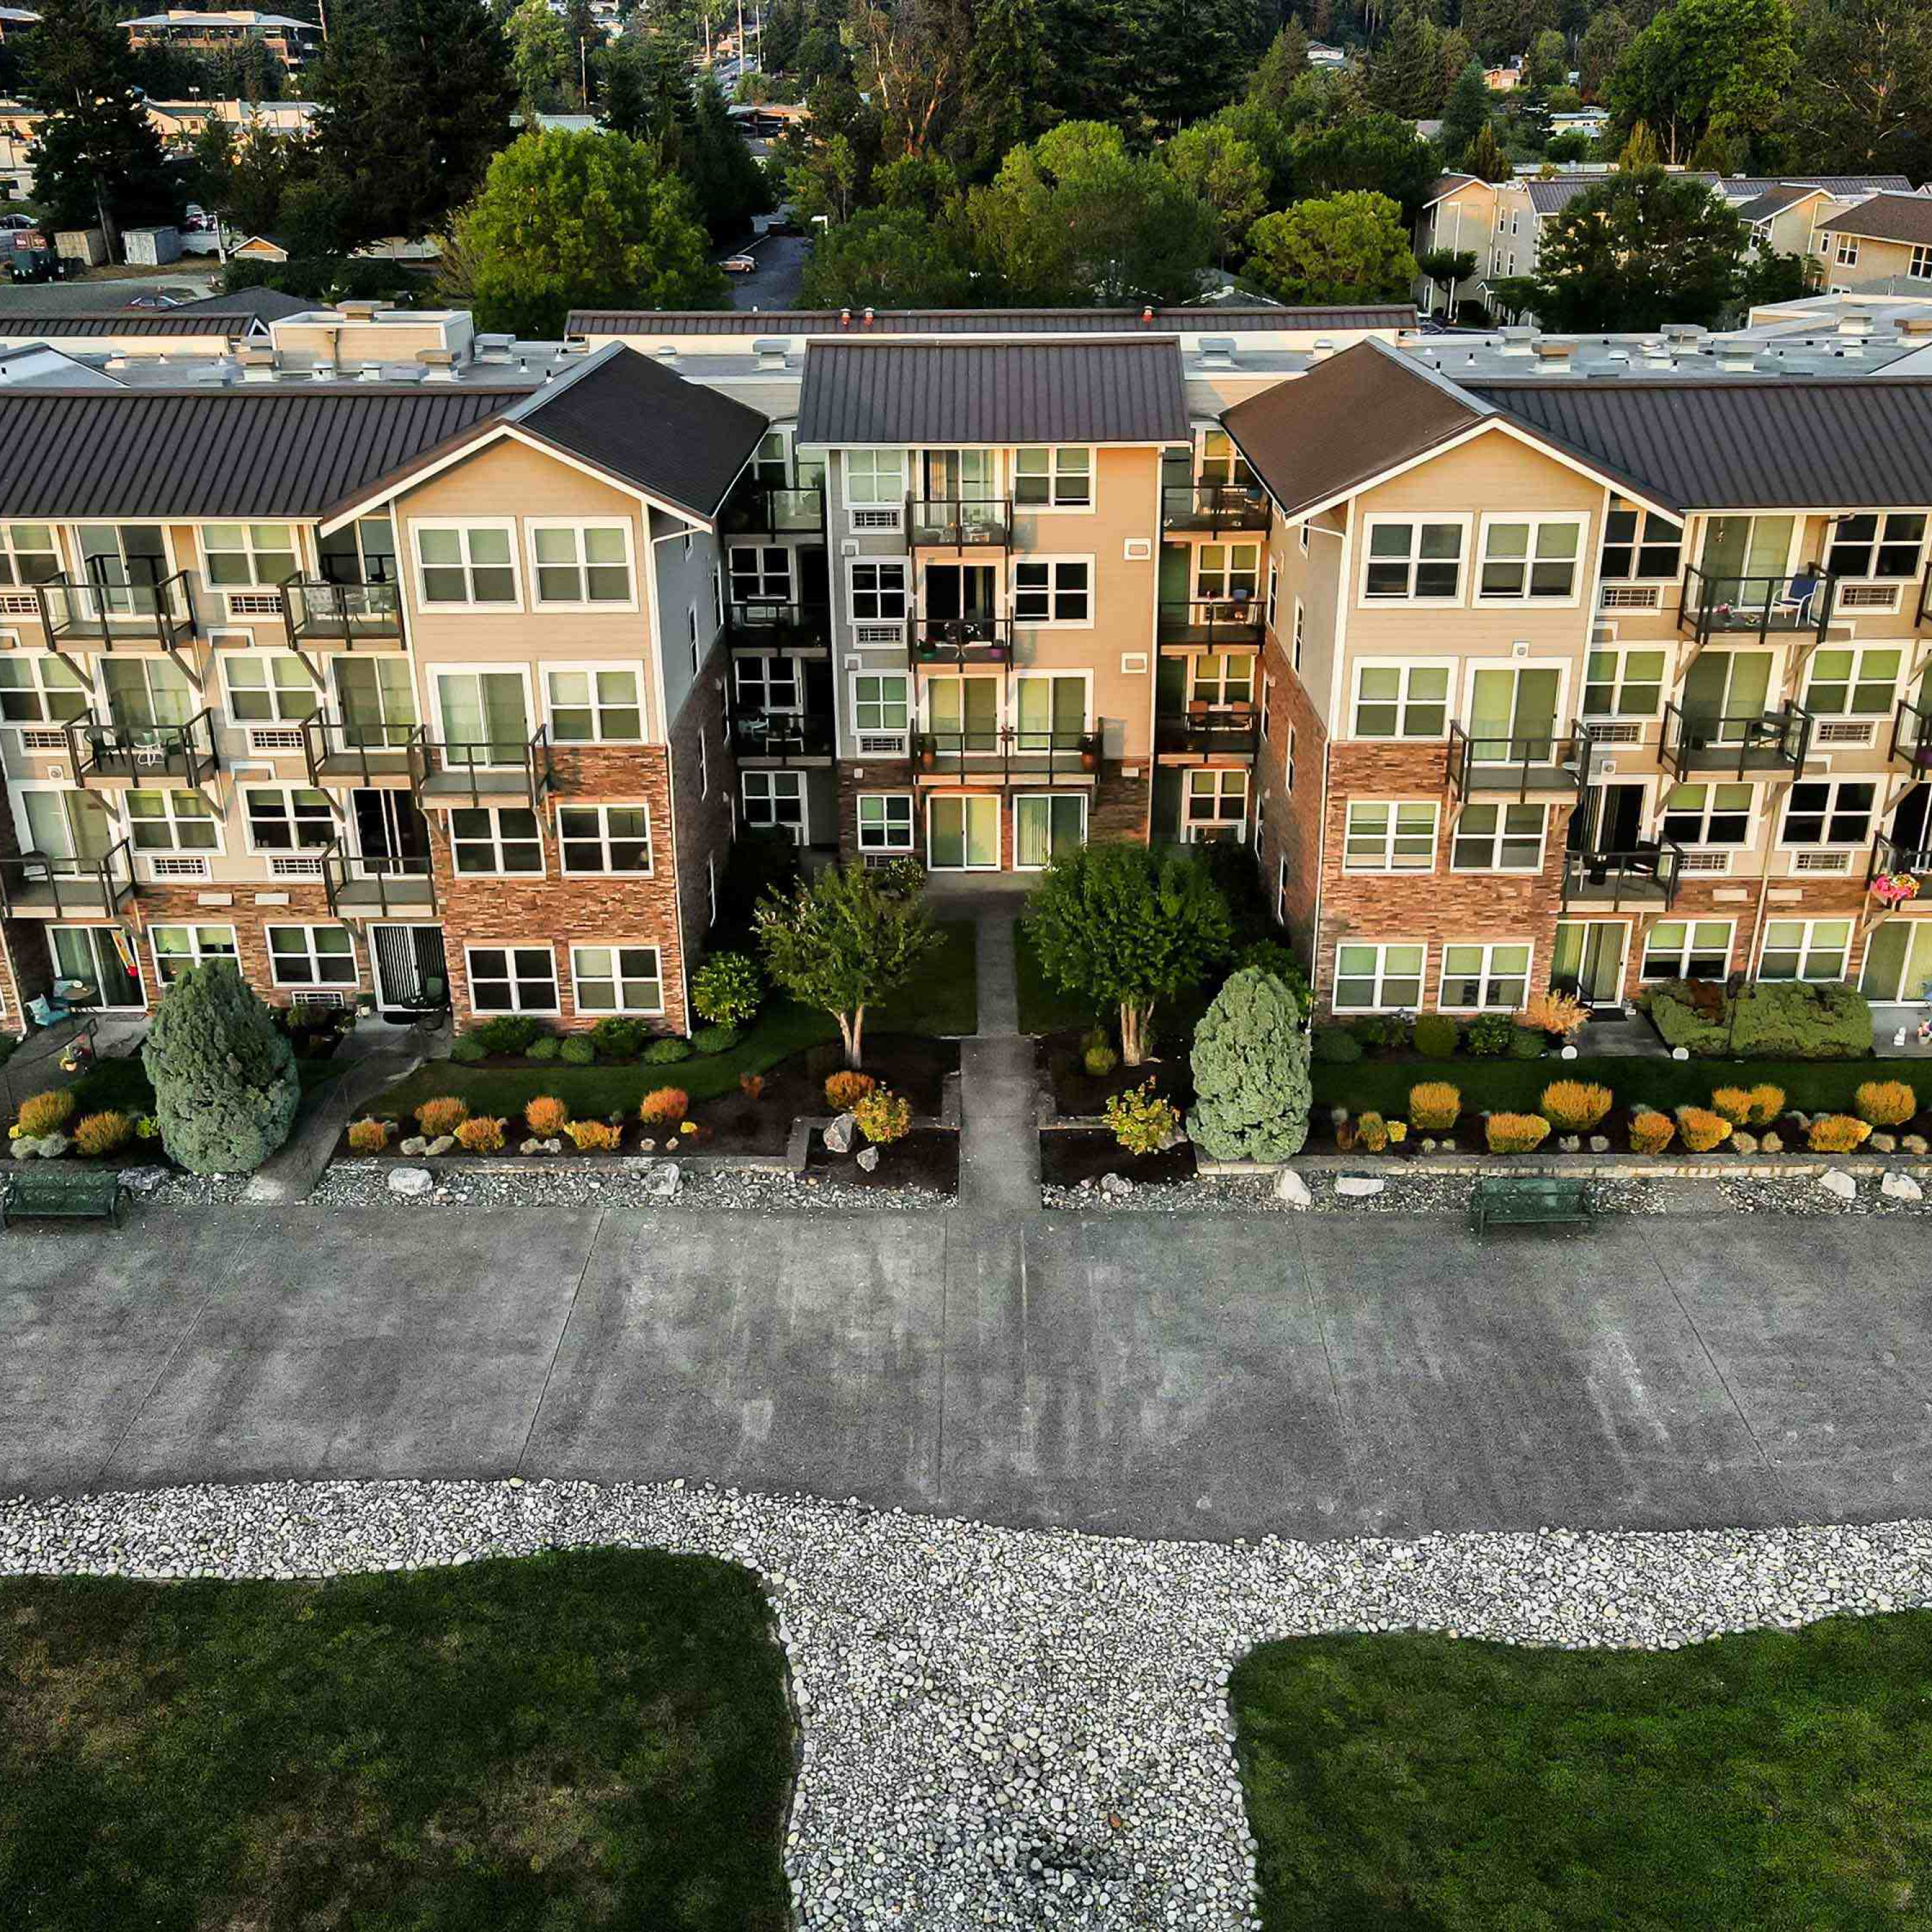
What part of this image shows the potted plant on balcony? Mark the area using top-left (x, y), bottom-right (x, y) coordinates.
top-left (915, 733), bottom-right (938, 772)
top-left (1079, 732), bottom-right (1099, 772)
top-left (1871, 871), bottom-right (1921, 909)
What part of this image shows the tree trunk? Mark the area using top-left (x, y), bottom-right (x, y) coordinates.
top-left (1120, 999), bottom-right (1151, 1066)
top-left (840, 1004), bottom-right (867, 1070)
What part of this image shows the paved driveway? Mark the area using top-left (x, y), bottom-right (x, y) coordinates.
top-left (3, 1206), bottom-right (1929, 1539)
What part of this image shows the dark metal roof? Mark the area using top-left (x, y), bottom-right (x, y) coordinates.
top-left (1524, 173), bottom-right (1721, 216)
top-left (0, 310), bottom-right (261, 337)
top-left (1725, 174), bottom-right (1915, 198)
top-left (506, 344), bottom-right (768, 520)
top-left (571, 305), bottom-right (1416, 337)
top-left (795, 338), bottom-right (1190, 446)
top-left (1736, 183), bottom-right (1818, 223)
top-left (1470, 378), bottom-right (1932, 512)
top-left (1819, 192), bottom-right (1932, 247)
top-left (166, 285), bottom-right (312, 322)
top-left (0, 386), bottom-right (520, 518)
top-left (1222, 340), bottom-right (1486, 520)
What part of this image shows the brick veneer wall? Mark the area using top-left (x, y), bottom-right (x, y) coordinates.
top-left (126, 877), bottom-right (340, 1012)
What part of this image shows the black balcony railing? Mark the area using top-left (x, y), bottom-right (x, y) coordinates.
top-left (281, 577), bottom-right (403, 647)
top-left (422, 726), bottom-right (556, 809)
top-left (1678, 565), bottom-right (1830, 647)
top-left (721, 482), bottom-right (825, 536)
top-left (909, 612), bottom-right (1014, 665)
top-left (1868, 833), bottom-right (1932, 892)
top-left (69, 708), bottom-right (218, 788)
top-left (321, 838), bottom-right (436, 918)
top-left (730, 710), bottom-right (836, 761)
top-left (1157, 599), bottom-right (1265, 647)
top-left (301, 713), bottom-right (428, 790)
top-left (1890, 696), bottom-right (1932, 773)
top-left (38, 569), bottom-right (198, 652)
top-left (914, 726), bottom-right (1099, 782)
top-left (725, 600), bottom-right (833, 650)
top-left (0, 838), bottom-right (136, 918)
top-left (1448, 721), bottom-right (1591, 799)
top-left (1561, 841), bottom-right (1685, 911)
top-left (1155, 705), bottom-right (1260, 757)
top-left (1662, 700), bottom-right (1814, 779)
top-left (1918, 563), bottom-right (1932, 630)
top-left (1160, 482), bottom-right (1269, 532)
top-left (906, 496), bottom-right (1012, 550)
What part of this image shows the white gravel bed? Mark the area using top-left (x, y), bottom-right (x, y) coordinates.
top-left (1042, 1172), bottom-right (1670, 1215)
top-left (308, 1161), bottom-right (953, 1212)
top-left (4, 1480), bottom-right (1929, 1931)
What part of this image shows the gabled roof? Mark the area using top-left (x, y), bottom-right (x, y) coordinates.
top-left (1736, 183), bottom-right (1821, 224)
top-left (796, 337), bottom-right (1189, 446)
top-left (1522, 172), bottom-right (1721, 216)
top-left (1423, 173), bottom-right (1487, 207)
top-left (1470, 378), bottom-right (1932, 512)
top-left (165, 284), bottom-right (310, 322)
top-left (0, 310), bottom-right (259, 338)
top-left (1724, 174), bottom-right (1915, 199)
top-left (1819, 192), bottom-right (1932, 248)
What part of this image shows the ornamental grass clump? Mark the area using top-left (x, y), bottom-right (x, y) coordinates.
top-left (1186, 967), bottom-right (1311, 1162)
top-left (1808, 1113), bottom-right (1872, 1154)
top-left (1538, 1080), bottom-right (1611, 1133)
top-left (73, 1110), bottom-right (133, 1157)
top-left (1104, 1079), bottom-right (1182, 1157)
top-left (1519, 989), bottom-right (1590, 1042)
top-left (824, 1070), bottom-right (875, 1111)
top-left (454, 1115), bottom-right (507, 1153)
top-left (852, 1085), bottom-right (912, 1145)
top-left (415, 1096), bottom-right (469, 1138)
top-left (524, 1095), bottom-right (570, 1137)
top-left (1407, 1081), bottom-right (1461, 1133)
top-left (564, 1118), bottom-right (622, 1151)
top-left (1855, 1080), bottom-right (1918, 1128)
top-left (346, 1117), bottom-right (392, 1154)
top-left (1710, 1086), bottom-right (1754, 1126)
top-left (1484, 1112), bottom-right (1549, 1154)
top-left (1629, 1108), bottom-right (1676, 1155)
top-left (639, 1087), bottom-right (690, 1128)
top-left (1675, 1105), bottom-right (1732, 1153)
top-left (14, 1090), bottom-right (75, 1138)
top-left (1355, 1110), bottom-right (1391, 1153)
top-left (141, 961), bottom-right (301, 1175)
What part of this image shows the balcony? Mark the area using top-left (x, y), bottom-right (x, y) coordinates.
top-left (1448, 723), bottom-right (1591, 799)
top-left (909, 612), bottom-right (1013, 667)
top-left (281, 578), bottom-right (404, 648)
top-left (1869, 833), bottom-right (1932, 891)
top-left (730, 709), bottom-right (836, 763)
top-left (726, 600), bottom-right (832, 652)
top-left (302, 714), bottom-right (428, 790)
top-left (1158, 599), bottom-right (1264, 648)
top-left (1161, 483), bottom-right (1269, 534)
top-left (914, 726), bottom-right (1100, 784)
top-left (1919, 563), bottom-right (1932, 630)
top-left (70, 709), bottom-right (218, 789)
top-left (0, 838), bottom-right (136, 919)
top-left (38, 570), bottom-right (198, 654)
top-left (1677, 565), bottom-right (1828, 647)
top-left (1561, 842), bottom-right (1684, 911)
top-left (1155, 703), bottom-right (1259, 759)
top-left (321, 838), bottom-right (435, 918)
top-left (1662, 700), bottom-right (1814, 779)
top-left (421, 726), bottom-right (556, 810)
top-left (906, 497), bottom-right (1012, 552)
top-left (1889, 696), bottom-right (1932, 773)
top-left (721, 482), bottom-right (824, 537)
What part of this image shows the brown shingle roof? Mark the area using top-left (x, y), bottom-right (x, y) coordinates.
top-left (1819, 192), bottom-right (1932, 248)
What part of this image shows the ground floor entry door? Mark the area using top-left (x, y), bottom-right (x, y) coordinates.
top-left (372, 923), bottom-right (448, 1012)
top-left (1551, 919), bottom-right (1629, 1007)
top-left (1861, 920), bottom-right (1932, 1003)
top-left (928, 795), bottom-right (999, 869)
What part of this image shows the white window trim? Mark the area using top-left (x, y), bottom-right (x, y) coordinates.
top-left (410, 516), bottom-right (523, 611)
top-left (555, 800), bottom-right (654, 877)
top-left (1754, 916), bottom-right (1855, 983)
top-left (1182, 765), bottom-right (1250, 840)
top-left (1436, 939), bottom-right (1537, 1014)
top-left (1580, 643), bottom-right (1672, 720)
top-left (1823, 515), bottom-right (1927, 584)
top-left (1331, 939), bottom-right (1429, 1014)
top-left (1010, 554), bottom-right (1095, 629)
top-left (1598, 506), bottom-right (1685, 584)
top-left (1660, 781), bottom-right (1759, 849)
top-left (1459, 658), bottom-right (1573, 741)
top-left (524, 518), bottom-right (638, 612)
top-left (845, 556), bottom-right (911, 630)
top-left (1341, 797), bottom-right (1439, 873)
top-left (726, 540), bottom-right (794, 607)
top-left (539, 660), bottom-right (649, 745)
top-left (856, 791), bottom-right (915, 852)
top-left (330, 651), bottom-right (418, 733)
top-left (450, 803), bottom-right (548, 878)
top-left (849, 670), bottom-right (912, 743)
top-left (741, 768), bottom-right (808, 842)
top-left (843, 447), bottom-right (909, 516)
top-left (463, 940), bottom-right (560, 1014)
top-left (1010, 668), bottom-right (1093, 737)
top-left (925, 792), bottom-right (1001, 871)
top-left (1799, 643), bottom-right (1905, 719)
top-left (1349, 657), bottom-right (1455, 742)
top-left (1473, 511), bottom-right (1588, 608)
top-left (922, 672), bottom-right (1008, 734)
top-left (1011, 791), bottom-right (1088, 871)
top-left (430, 663), bottom-right (536, 762)
top-left (1359, 512), bottom-right (1472, 607)
top-left (219, 648), bottom-right (316, 724)
top-left (1449, 800), bottom-right (1549, 873)
top-left (1192, 540), bottom-right (1262, 603)
top-left (125, 786), bottom-right (225, 857)
top-left (1011, 445), bottom-right (1096, 514)
top-left (1775, 776), bottom-right (1879, 851)
top-left (0, 649), bottom-right (89, 726)
top-left (265, 921), bottom-right (361, 989)
top-left (567, 940), bottom-right (665, 1017)
top-left (734, 652), bottom-right (805, 715)
top-left (149, 921), bottom-right (238, 983)
top-left (195, 520), bottom-right (298, 590)
top-left (241, 782), bottom-right (336, 856)
top-left (1638, 917), bottom-right (1736, 983)
top-left (48, 923), bottom-right (147, 1009)
top-left (1291, 597), bottom-right (1305, 672)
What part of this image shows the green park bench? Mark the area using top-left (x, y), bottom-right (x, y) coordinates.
top-left (1467, 1174), bottom-right (1593, 1238)
top-left (1, 1166), bottom-right (126, 1229)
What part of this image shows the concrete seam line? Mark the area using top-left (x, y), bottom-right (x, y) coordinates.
top-left (513, 1206), bottom-right (607, 1475)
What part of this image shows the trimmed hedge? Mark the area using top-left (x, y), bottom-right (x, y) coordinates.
top-left (1645, 979), bottom-right (1871, 1059)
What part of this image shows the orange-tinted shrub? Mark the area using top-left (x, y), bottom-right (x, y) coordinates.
top-left (524, 1095), bottom-right (569, 1137)
top-left (639, 1087), bottom-right (689, 1128)
top-left (414, 1095), bottom-right (469, 1138)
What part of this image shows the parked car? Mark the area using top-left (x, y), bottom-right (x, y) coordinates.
top-left (719, 252), bottom-right (757, 274)
top-left (0, 212), bottom-right (36, 231)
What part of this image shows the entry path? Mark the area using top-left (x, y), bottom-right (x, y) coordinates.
top-left (7, 1204), bottom-right (1932, 1541)
top-left (956, 895), bottom-right (1041, 1212)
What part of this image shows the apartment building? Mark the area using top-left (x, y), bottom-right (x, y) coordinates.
top-left (1810, 193), bottom-right (1932, 297)
top-left (118, 7), bottom-right (323, 70)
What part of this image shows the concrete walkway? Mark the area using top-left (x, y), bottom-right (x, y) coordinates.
top-left (956, 894), bottom-right (1041, 1213)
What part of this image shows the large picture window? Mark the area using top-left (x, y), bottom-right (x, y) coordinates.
top-left (570, 943), bottom-right (663, 1015)
top-left (267, 923), bottom-right (357, 987)
top-left (1364, 520), bottom-right (1464, 600)
top-left (1757, 918), bottom-right (1853, 982)
top-left (1343, 800), bottom-right (1437, 872)
top-left (1332, 942), bottom-right (1425, 1012)
top-left (1640, 919), bottom-right (1732, 981)
top-left (1477, 516), bottom-right (1582, 600)
top-left (544, 666), bottom-right (642, 742)
top-left (1451, 802), bottom-right (1546, 871)
top-left (1352, 663), bottom-right (1450, 739)
top-left (557, 804), bottom-right (650, 875)
top-left (466, 943), bottom-right (558, 1012)
top-left (151, 923), bottom-right (238, 984)
top-left (244, 786), bottom-right (333, 851)
top-left (1439, 941), bottom-right (1533, 1011)
top-left (202, 522), bottom-right (297, 588)
top-left (451, 806), bottom-right (544, 875)
top-left (531, 524), bottom-right (631, 604)
top-left (415, 524), bottom-right (518, 605)
top-left (1014, 446), bottom-right (1091, 507)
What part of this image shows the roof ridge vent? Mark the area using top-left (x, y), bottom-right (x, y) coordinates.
top-left (1715, 342), bottom-right (1759, 372)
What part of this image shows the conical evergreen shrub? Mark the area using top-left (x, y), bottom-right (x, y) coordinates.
top-left (1187, 967), bottom-right (1311, 1162)
top-left (141, 961), bottom-right (301, 1175)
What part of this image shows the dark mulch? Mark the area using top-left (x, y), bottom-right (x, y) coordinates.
top-left (1039, 1130), bottom-right (1198, 1188)
top-left (1040, 1029), bottom-right (1194, 1117)
top-left (807, 1126), bottom-right (959, 1192)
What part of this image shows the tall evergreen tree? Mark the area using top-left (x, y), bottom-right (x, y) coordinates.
top-left (1367, 6), bottom-right (1446, 118)
top-left (952, 0), bottom-right (1050, 179)
top-left (1462, 118), bottom-right (1510, 180)
top-left (685, 71), bottom-right (771, 236)
top-left (1248, 22), bottom-right (1311, 115)
top-left (1441, 57), bottom-right (1492, 158)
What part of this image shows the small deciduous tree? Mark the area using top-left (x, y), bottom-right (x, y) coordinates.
top-left (141, 962), bottom-right (301, 1175)
top-left (1023, 843), bottom-right (1235, 1066)
top-left (755, 858), bottom-right (940, 1069)
top-left (1187, 967), bottom-right (1311, 1162)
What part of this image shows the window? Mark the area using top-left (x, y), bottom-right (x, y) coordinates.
top-left (0, 523), bottom-right (60, 587)
top-left (1013, 446), bottom-right (1091, 507)
top-left (466, 943), bottom-right (558, 1012)
top-left (1641, 918), bottom-right (1733, 981)
top-left (0, 653), bottom-right (87, 724)
top-left (1364, 519), bottom-right (1464, 600)
top-left (1292, 598), bottom-right (1304, 672)
top-left (845, 448), bottom-right (905, 507)
top-left (1013, 674), bottom-right (1086, 748)
top-left (451, 806), bottom-right (544, 875)
top-left (222, 652), bottom-right (313, 723)
top-left (317, 514), bottom-right (396, 587)
top-left (334, 656), bottom-right (416, 741)
top-left (1014, 793), bottom-right (1086, 867)
top-left (1581, 648), bottom-right (1666, 719)
top-left (1912, 245), bottom-right (1932, 283)
top-left (1661, 782), bottom-right (1754, 846)
top-left (201, 522), bottom-right (297, 588)
top-left (1259, 672), bottom-right (1273, 739)
top-left (569, 943), bottom-right (663, 1015)
top-left (1779, 779), bottom-right (1875, 847)
top-left (1344, 799), bottom-right (1437, 871)
top-left (530, 524), bottom-right (631, 604)
top-left (1824, 513), bottom-right (1926, 580)
top-left (102, 656), bottom-right (193, 730)
top-left (1195, 543), bottom-right (1259, 603)
top-left (1452, 802), bottom-right (1546, 871)
top-left (1352, 662), bottom-right (1450, 739)
top-left (1803, 645), bottom-right (1901, 717)
top-left (1333, 941), bottom-right (1426, 1012)
top-left (435, 668), bottom-right (529, 759)
top-left (150, 923), bottom-right (236, 984)
top-left (1757, 917), bottom-right (1853, 982)
top-left (927, 676), bottom-right (1000, 747)
top-left (1197, 429), bottom-right (1253, 486)
top-left (1439, 940), bottom-right (1533, 1010)
top-left (735, 655), bottom-right (800, 713)
top-left (244, 785), bottom-right (332, 851)
top-left (544, 666), bottom-right (643, 742)
top-left (728, 544), bottom-right (791, 603)
top-left (853, 674), bottom-right (909, 735)
top-left (1285, 724), bottom-right (1296, 791)
top-left (752, 428), bottom-right (790, 486)
top-left (1266, 560), bottom-right (1278, 629)
top-left (50, 925), bottom-right (144, 1009)
top-left (1184, 766), bottom-right (1248, 840)
top-left (1189, 652), bottom-right (1254, 706)
top-left (698, 725), bottom-right (708, 799)
top-left (1836, 235), bottom-right (1859, 265)
top-left (126, 788), bottom-right (218, 853)
top-left (742, 770), bottom-right (805, 840)
top-left (557, 804), bottom-right (650, 874)
top-left (857, 793), bottom-right (914, 851)
top-left (687, 605), bottom-right (699, 674)
top-left (1012, 558), bottom-right (1091, 623)
top-left (1276, 855), bottom-right (1289, 921)
top-left (849, 561), bottom-right (908, 620)
top-left (1477, 516), bottom-right (1582, 600)
top-left (268, 923), bottom-right (356, 987)
top-left (414, 524), bottom-right (517, 605)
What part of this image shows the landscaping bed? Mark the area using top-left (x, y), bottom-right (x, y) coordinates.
top-left (807, 1124), bottom-right (959, 1192)
top-left (1039, 1027), bottom-right (1194, 1116)
top-left (1040, 1126), bottom-right (1197, 1189)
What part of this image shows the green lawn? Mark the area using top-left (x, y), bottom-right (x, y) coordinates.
top-left (53, 1052), bottom-right (341, 1121)
top-left (1, 1549), bottom-right (793, 1932)
top-left (1014, 924), bottom-right (1099, 1036)
top-left (1233, 1616), bottom-right (1932, 1931)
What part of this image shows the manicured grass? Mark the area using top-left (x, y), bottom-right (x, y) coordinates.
top-left (1, 1549), bottom-right (793, 1932)
top-left (57, 1052), bottom-right (341, 1121)
top-left (1233, 1616), bottom-right (1932, 1931)
top-left (1313, 1054), bottom-right (1932, 1120)
top-left (1014, 923), bottom-right (1099, 1036)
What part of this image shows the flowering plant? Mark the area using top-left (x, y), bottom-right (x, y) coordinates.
top-left (1871, 871), bottom-right (1921, 908)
